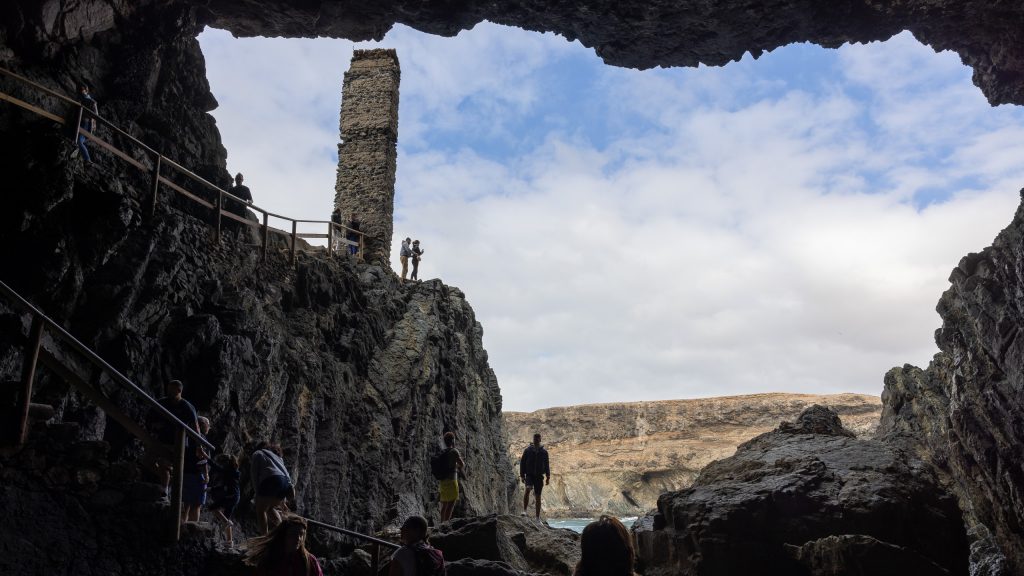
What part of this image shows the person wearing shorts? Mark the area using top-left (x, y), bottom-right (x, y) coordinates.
top-left (251, 442), bottom-right (294, 534)
top-left (520, 433), bottom-right (550, 519)
top-left (438, 431), bottom-right (465, 523)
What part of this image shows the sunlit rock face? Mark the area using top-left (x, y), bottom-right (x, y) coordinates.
top-left (504, 393), bottom-right (881, 517)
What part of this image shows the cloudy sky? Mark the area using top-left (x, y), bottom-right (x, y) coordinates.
top-left (198, 24), bottom-right (1024, 412)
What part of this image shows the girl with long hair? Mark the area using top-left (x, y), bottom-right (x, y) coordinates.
top-left (244, 514), bottom-right (322, 576)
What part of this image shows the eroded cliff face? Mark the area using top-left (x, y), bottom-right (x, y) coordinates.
top-left (880, 194), bottom-right (1024, 575)
top-left (0, 127), bottom-right (513, 548)
top-left (505, 393), bottom-right (881, 517)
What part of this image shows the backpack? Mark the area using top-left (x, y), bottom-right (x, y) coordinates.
top-left (430, 448), bottom-right (452, 480)
top-left (414, 543), bottom-right (446, 576)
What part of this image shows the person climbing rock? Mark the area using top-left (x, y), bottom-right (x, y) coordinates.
top-left (145, 379), bottom-right (199, 497)
top-left (245, 514), bottom-right (323, 576)
top-left (400, 237), bottom-right (413, 282)
top-left (207, 453), bottom-right (241, 546)
top-left (520, 433), bottom-right (550, 519)
top-left (410, 240), bottom-right (425, 281)
top-left (388, 515), bottom-right (446, 576)
top-left (251, 441), bottom-right (295, 535)
top-left (573, 516), bottom-right (636, 576)
top-left (437, 431), bottom-right (465, 523)
top-left (76, 83), bottom-right (98, 164)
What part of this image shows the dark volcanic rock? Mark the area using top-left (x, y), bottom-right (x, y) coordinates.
top-left (634, 407), bottom-right (969, 576)
top-left (880, 194), bottom-right (1024, 575)
top-left (432, 514), bottom-right (580, 576)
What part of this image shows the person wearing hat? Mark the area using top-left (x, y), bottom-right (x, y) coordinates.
top-left (410, 240), bottom-right (425, 281)
top-left (389, 516), bottom-right (445, 576)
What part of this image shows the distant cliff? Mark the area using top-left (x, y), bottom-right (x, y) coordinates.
top-left (504, 393), bottom-right (881, 517)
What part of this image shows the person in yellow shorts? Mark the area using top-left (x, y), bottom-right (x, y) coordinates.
top-left (438, 431), bottom-right (465, 522)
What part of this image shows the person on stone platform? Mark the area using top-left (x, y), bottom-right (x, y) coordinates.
top-left (228, 172), bottom-right (253, 222)
top-left (251, 441), bottom-right (295, 534)
top-left (346, 213), bottom-right (362, 256)
top-left (438, 431), bottom-right (465, 522)
top-left (573, 516), bottom-right (636, 576)
top-left (144, 379), bottom-right (199, 497)
top-left (400, 237), bottom-right (413, 282)
top-left (410, 240), bottom-right (425, 281)
top-left (388, 515), bottom-right (446, 576)
top-left (520, 433), bottom-right (550, 518)
top-left (245, 513), bottom-right (323, 576)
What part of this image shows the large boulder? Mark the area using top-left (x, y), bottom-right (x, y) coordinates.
top-left (634, 406), bottom-right (969, 576)
top-left (431, 514), bottom-right (580, 576)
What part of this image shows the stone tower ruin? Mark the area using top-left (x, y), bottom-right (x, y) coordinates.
top-left (333, 49), bottom-right (400, 265)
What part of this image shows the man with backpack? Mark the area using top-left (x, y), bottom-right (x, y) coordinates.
top-left (431, 431), bottom-right (465, 522)
top-left (388, 515), bottom-right (446, 576)
top-left (520, 433), bottom-right (550, 519)
top-left (400, 237), bottom-right (412, 283)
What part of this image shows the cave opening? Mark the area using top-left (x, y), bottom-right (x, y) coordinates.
top-left (197, 23), bottom-right (1024, 413)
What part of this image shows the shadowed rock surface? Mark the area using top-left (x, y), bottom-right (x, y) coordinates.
top-left (505, 393), bottom-right (881, 517)
top-left (634, 406), bottom-right (970, 576)
top-left (432, 514), bottom-right (580, 576)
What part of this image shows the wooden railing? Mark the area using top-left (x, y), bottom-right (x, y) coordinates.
top-left (0, 66), bottom-right (365, 263)
top-left (1, 280), bottom-right (402, 556)
top-left (0, 278), bottom-right (214, 541)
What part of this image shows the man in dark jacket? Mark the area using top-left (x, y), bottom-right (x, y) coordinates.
top-left (519, 433), bottom-right (550, 518)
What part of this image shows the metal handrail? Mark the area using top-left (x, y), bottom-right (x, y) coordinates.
top-left (305, 518), bottom-right (401, 550)
top-left (0, 279), bottom-right (214, 451)
top-left (0, 66), bottom-right (366, 252)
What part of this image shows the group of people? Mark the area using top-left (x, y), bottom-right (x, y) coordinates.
top-left (400, 237), bottom-right (425, 282)
top-left (146, 379), bottom-right (295, 547)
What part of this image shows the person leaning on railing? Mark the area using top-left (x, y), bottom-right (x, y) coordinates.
top-left (76, 82), bottom-right (98, 164)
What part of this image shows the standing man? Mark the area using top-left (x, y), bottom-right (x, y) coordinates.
top-left (229, 173), bottom-right (253, 204)
top-left (520, 433), bottom-right (550, 519)
top-left (145, 379), bottom-right (200, 497)
top-left (400, 237), bottom-right (413, 283)
top-left (438, 431), bottom-right (465, 522)
top-left (76, 83), bottom-right (98, 164)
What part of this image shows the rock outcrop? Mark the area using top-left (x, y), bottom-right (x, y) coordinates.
top-left (504, 393), bottom-right (881, 517)
top-left (879, 194), bottom-right (1024, 575)
top-left (0, 114), bottom-right (513, 561)
top-left (634, 406), bottom-right (970, 576)
top-left (432, 514), bottom-right (581, 576)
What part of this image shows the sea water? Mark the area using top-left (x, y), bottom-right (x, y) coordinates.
top-left (547, 517), bottom-right (639, 533)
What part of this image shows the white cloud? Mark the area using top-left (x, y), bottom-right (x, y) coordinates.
top-left (199, 25), bottom-right (1024, 412)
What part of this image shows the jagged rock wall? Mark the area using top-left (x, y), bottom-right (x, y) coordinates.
top-left (504, 393), bottom-right (881, 517)
top-left (333, 48), bottom-right (400, 267)
top-left (0, 120), bottom-right (513, 540)
top-left (880, 192), bottom-right (1024, 575)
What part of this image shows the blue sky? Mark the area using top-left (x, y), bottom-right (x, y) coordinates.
top-left (198, 24), bottom-right (1024, 412)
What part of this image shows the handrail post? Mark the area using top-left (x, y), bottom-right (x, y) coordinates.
top-left (290, 220), bottom-right (298, 264)
top-left (262, 212), bottom-right (270, 262)
top-left (149, 154), bottom-right (162, 218)
top-left (71, 106), bottom-right (82, 145)
top-left (214, 190), bottom-right (223, 243)
top-left (371, 542), bottom-right (380, 576)
top-left (16, 315), bottom-right (45, 446)
top-left (169, 427), bottom-right (186, 542)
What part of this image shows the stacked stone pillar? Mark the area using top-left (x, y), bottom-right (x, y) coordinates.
top-left (334, 49), bottom-right (400, 266)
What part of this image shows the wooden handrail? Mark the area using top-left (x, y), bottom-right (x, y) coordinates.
top-left (0, 66), bottom-right (366, 254)
top-left (0, 279), bottom-right (214, 451)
